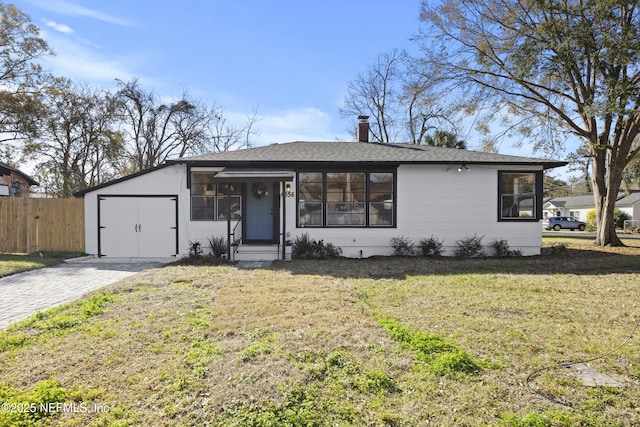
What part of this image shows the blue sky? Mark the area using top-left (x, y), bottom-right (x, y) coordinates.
top-left (14, 0), bottom-right (422, 143)
top-left (12, 0), bottom-right (573, 177)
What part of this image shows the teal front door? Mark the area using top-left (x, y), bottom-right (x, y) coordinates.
top-left (245, 182), bottom-right (276, 242)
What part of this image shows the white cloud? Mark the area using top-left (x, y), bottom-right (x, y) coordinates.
top-left (23, 0), bottom-right (134, 27)
top-left (37, 28), bottom-right (149, 86)
top-left (44, 20), bottom-right (73, 34)
top-left (226, 107), bottom-right (349, 146)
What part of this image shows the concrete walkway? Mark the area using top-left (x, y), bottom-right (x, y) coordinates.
top-left (0, 257), bottom-right (171, 330)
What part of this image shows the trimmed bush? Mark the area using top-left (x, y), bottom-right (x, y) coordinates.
top-left (418, 235), bottom-right (444, 257)
top-left (490, 239), bottom-right (522, 257)
top-left (292, 233), bottom-right (342, 259)
top-left (390, 236), bottom-right (415, 256)
top-left (454, 234), bottom-right (485, 258)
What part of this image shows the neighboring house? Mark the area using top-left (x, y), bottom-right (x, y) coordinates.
top-left (544, 192), bottom-right (640, 223)
top-left (0, 163), bottom-right (39, 197)
top-left (613, 192), bottom-right (640, 223)
top-left (543, 194), bottom-right (601, 221)
top-left (75, 130), bottom-right (566, 260)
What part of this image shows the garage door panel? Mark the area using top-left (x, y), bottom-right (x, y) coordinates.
top-left (137, 197), bottom-right (177, 257)
top-left (100, 197), bottom-right (139, 257)
top-left (99, 196), bottom-right (177, 258)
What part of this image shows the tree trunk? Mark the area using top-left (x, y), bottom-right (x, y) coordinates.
top-left (591, 151), bottom-right (624, 246)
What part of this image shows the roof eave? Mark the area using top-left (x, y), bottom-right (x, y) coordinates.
top-left (170, 158), bottom-right (568, 169)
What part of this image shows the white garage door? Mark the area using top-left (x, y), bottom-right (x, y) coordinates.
top-left (99, 196), bottom-right (177, 258)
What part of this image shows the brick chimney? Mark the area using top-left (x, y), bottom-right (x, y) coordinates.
top-left (357, 115), bottom-right (369, 143)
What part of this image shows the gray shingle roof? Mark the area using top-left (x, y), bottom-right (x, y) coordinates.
top-left (616, 192), bottom-right (640, 206)
top-left (546, 192), bottom-right (640, 208)
top-left (545, 195), bottom-right (598, 208)
top-left (172, 141), bottom-right (566, 168)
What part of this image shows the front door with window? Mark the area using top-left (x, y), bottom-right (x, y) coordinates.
top-left (245, 182), bottom-right (277, 242)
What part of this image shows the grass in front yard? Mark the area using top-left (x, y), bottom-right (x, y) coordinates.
top-left (0, 240), bottom-right (639, 425)
top-left (0, 252), bottom-right (85, 278)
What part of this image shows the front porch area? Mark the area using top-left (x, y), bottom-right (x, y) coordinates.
top-left (231, 242), bottom-right (292, 262)
top-left (216, 168), bottom-right (295, 262)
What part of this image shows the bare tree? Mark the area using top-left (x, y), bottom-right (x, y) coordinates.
top-left (0, 2), bottom-right (54, 163)
top-left (419, 0), bottom-right (640, 246)
top-left (341, 49), bottom-right (459, 144)
top-left (24, 79), bottom-right (122, 197)
top-left (400, 56), bottom-right (457, 144)
top-left (243, 107), bottom-right (261, 149)
top-left (341, 49), bottom-right (403, 143)
top-left (115, 79), bottom-right (259, 171)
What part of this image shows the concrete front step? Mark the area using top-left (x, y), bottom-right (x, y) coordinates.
top-left (233, 244), bottom-right (290, 261)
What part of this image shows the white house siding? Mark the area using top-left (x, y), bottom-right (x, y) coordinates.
top-left (83, 164), bottom-right (229, 257)
top-left (288, 164), bottom-right (544, 257)
top-left (84, 163), bottom-right (545, 258)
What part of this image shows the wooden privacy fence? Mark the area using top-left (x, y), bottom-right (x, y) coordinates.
top-left (0, 198), bottom-right (85, 253)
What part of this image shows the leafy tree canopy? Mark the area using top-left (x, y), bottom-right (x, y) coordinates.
top-left (418, 0), bottom-right (640, 245)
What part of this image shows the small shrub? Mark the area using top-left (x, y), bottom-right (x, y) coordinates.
top-left (586, 209), bottom-right (597, 232)
top-left (544, 242), bottom-right (568, 255)
top-left (390, 235), bottom-right (415, 256)
top-left (188, 241), bottom-right (203, 259)
top-left (418, 235), bottom-right (444, 256)
top-left (292, 233), bottom-right (342, 259)
top-left (320, 241), bottom-right (343, 259)
top-left (292, 233), bottom-right (314, 259)
top-left (584, 208), bottom-right (630, 231)
top-left (454, 234), bottom-right (485, 258)
top-left (614, 208), bottom-right (630, 229)
top-left (490, 239), bottom-right (522, 257)
top-left (207, 235), bottom-right (228, 259)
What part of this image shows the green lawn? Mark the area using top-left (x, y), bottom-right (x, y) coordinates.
top-left (0, 252), bottom-right (86, 278)
top-left (0, 239), bottom-right (639, 426)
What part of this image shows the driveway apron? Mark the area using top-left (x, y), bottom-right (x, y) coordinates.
top-left (0, 258), bottom-right (169, 330)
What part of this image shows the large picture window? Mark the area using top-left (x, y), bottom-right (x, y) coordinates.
top-left (297, 170), bottom-right (395, 227)
top-left (327, 172), bottom-right (365, 226)
top-left (498, 171), bottom-right (542, 220)
top-left (298, 172), bottom-right (323, 226)
top-left (369, 172), bottom-right (394, 226)
top-left (191, 172), bottom-right (241, 220)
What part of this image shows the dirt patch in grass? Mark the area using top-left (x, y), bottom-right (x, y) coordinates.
top-left (0, 240), bottom-right (639, 425)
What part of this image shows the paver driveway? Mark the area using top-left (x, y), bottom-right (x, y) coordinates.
top-left (0, 258), bottom-right (170, 330)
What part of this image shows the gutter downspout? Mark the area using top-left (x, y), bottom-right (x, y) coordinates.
top-left (226, 185), bottom-right (231, 260)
